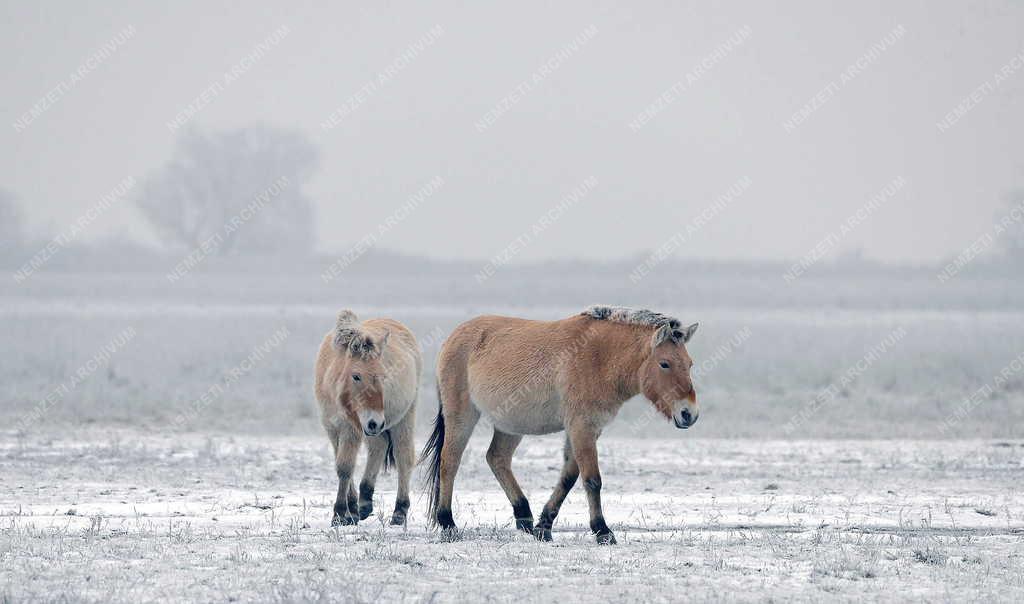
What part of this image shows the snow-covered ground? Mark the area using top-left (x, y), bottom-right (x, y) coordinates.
top-left (2, 430), bottom-right (1022, 602)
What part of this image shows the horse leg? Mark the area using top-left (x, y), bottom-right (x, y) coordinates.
top-left (437, 406), bottom-right (480, 531)
top-left (325, 425), bottom-right (348, 524)
top-left (568, 421), bottom-right (615, 544)
top-left (485, 429), bottom-right (532, 532)
top-left (332, 424), bottom-right (363, 526)
top-left (347, 482), bottom-right (358, 520)
top-left (533, 435), bottom-right (579, 541)
top-left (388, 413), bottom-right (415, 525)
top-left (358, 436), bottom-right (388, 520)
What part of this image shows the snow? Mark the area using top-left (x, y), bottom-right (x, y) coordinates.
top-left (2, 431), bottom-right (1022, 602)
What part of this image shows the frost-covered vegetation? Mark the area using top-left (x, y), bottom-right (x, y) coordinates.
top-left (3, 264), bottom-right (1023, 439)
top-left (1, 432), bottom-right (1021, 602)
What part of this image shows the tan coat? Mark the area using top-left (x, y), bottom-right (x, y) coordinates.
top-left (423, 305), bottom-right (699, 544)
top-left (314, 311), bottom-right (421, 526)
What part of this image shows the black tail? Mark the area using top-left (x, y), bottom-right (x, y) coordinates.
top-left (382, 429), bottom-right (396, 472)
top-left (419, 384), bottom-right (445, 526)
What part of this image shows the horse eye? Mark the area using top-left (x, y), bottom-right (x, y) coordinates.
top-left (352, 374), bottom-right (362, 382)
top-left (659, 361), bottom-right (670, 369)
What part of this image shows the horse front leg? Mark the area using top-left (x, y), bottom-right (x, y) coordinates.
top-left (388, 412), bottom-right (415, 525)
top-left (332, 425), bottom-right (363, 526)
top-left (357, 436), bottom-right (389, 520)
top-left (567, 421), bottom-right (615, 544)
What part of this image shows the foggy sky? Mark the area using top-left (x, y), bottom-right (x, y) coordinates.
top-left (2, 1), bottom-right (1022, 264)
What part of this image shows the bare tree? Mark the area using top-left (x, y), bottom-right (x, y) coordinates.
top-left (136, 126), bottom-right (319, 255)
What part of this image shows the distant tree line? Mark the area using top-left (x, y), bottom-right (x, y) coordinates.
top-left (1, 141), bottom-right (1022, 269)
top-left (1001, 190), bottom-right (1024, 261)
top-left (0, 188), bottom-right (25, 258)
top-left (1, 124), bottom-right (320, 264)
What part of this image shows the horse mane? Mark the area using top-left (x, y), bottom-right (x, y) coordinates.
top-left (580, 305), bottom-right (682, 330)
top-left (333, 309), bottom-right (383, 359)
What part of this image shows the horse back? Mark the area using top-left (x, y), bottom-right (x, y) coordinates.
top-left (439, 314), bottom-right (599, 397)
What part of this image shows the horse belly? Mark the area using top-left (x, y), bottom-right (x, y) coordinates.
top-left (472, 391), bottom-right (565, 435)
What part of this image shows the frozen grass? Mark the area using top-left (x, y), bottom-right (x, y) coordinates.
top-left (3, 271), bottom-right (1024, 439)
top-left (1, 431), bottom-right (1023, 602)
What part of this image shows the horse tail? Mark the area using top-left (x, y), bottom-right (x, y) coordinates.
top-left (420, 383), bottom-right (445, 526)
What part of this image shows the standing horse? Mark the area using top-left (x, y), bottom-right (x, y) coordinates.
top-left (422, 305), bottom-right (699, 544)
top-left (315, 310), bottom-right (421, 526)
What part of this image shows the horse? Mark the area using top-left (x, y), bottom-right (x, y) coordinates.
top-left (422, 305), bottom-right (699, 544)
top-left (314, 310), bottom-right (421, 526)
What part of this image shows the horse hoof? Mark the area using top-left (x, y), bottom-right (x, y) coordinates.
top-left (331, 514), bottom-right (355, 527)
top-left (595, 531), bottom-right (617, 545)
top-left (389, 514), bottom-right (406, 526)
top-left (515, 518), bottom-right (534, 532)
top-left (334, 514), bottom-right (357, 526)
top-left (533, 527), bottom-right (553, 542)
top-left (358, 504), bottom-right (373, 520)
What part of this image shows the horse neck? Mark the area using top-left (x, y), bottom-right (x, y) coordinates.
top-left (591, 322), bottom-right (651, 401)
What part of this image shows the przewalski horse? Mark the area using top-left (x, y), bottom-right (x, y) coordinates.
top-left (422, 305), bottom-right (699, 544)
top-left (314, 310), bottom-right (421, 526)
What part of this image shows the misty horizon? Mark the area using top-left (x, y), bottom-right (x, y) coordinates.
top-left (4, 1), bottom-right (1023, 267)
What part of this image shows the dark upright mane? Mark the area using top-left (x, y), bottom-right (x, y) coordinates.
top-left (581, 305), bottom-right (681, 330)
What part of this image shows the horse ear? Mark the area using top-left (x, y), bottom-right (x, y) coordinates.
top-left (653, 322), bottom-right (698, 349)
top-left (681, 322), bottom-right (699, 343)
top-left (651, 324), bottom-right (673, 350)
top-left (350, 330), bottom-right (387, 359)
top-left (333, 309), bottom-right (360, 351)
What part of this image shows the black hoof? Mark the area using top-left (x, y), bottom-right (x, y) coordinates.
top-left (533, 527), bottom-right (553, 542)
top-left (439, 526), bottom-right (462, 542)
top-left (390, 513), bottom-right (407, 526)
top-left (332, 513), bottom-right (358, 526)
top-left (358, 504), bottom-right (373, 520)
top-left (436, 509), bottom-right (455, 531)
top-left (515, 517), bottom-right (534, 533)
top-left (595, 531), bottom-right (617, 545)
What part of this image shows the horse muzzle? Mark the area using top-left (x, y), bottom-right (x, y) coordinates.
top-left (674, 407), bottom-right (698, 429)
top-left (359, 411), bottom-right (386, 436)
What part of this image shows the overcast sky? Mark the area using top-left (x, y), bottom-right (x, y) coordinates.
top-left (2, 1), bottom-right (1022, 264)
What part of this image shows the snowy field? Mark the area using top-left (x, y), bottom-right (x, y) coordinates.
top-left (2, 431), bottom-right (1022, 602)
top-left (2, 267), bottom-right (1023, 602)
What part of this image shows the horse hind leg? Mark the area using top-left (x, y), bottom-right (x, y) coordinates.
top-left (427, 341), bottom-right (480, 535)
top-left (486, 429), bottom-right (533, 532)
top-left (436, 404), bottom-right (479, 532)
top-left (534, 435), bottom-right (579, 541)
